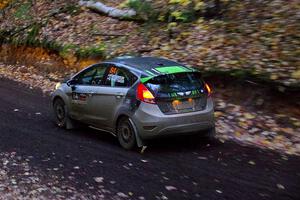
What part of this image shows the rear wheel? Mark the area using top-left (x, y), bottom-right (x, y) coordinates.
top-left (53, 98), bottom-right (67, 128)
top-left (117, 117), bottom-right (137, 150)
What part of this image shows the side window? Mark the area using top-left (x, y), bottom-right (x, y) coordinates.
top-left (75, 64), bottom-right (107, 85)
top-left (90, 65), bottom-right (107, 86)
top-left (104, 66), bottom-right (136, 87)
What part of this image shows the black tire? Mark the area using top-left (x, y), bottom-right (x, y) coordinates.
top-left (53, 98), bottom-right (67, 128)
top-left (117, 117), bottom-right (137, 150)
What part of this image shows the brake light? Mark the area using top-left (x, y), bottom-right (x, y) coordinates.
top-left (205, 83), bottom-right (212, 97)
top-left (137, 83), bottom-right (156, 104)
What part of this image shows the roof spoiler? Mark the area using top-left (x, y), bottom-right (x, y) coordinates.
top-left (140, 65), bottom-right (200, 83)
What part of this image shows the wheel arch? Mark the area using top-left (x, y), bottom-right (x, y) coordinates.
top-left (51, 88), bottom-right (70, 109)
top-left (115, 113), bottom-right (144, 147)
top-left (52, 95), bottom-right (64, 106)
top-left (115, 114), bottom-right (130, 132)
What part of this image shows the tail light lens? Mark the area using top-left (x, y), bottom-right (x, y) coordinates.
top-left (205, 83), bottom-right (212, 97)
top-left (137, 83), bottom-right (156, 104)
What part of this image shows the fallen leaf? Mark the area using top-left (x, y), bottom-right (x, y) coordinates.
top-left (165, 186), bottom-right (177, 191)
top-left (277, 184), bottom-right (285, 190)
top-left (117, 192), bottom-right (128, 198)
top-left (248, 160), bottom-right (256, 165)
top-left (140, 146), bottom-right (147, 154)
top-left (94, 177), bottom-right (104, 183)
top-left (214, 111), bottom-right (223, 118)
top-left (244, 113), bottom-right (255, 119)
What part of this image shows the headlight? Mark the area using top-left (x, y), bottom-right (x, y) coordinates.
top-left (55, 82), bottom-right (61, 90)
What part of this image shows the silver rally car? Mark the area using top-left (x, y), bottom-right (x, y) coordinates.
top-left (52, 56), bottom-right (215, 149)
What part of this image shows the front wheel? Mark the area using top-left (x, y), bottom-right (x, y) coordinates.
top-left (53, 98), bottom-right (68, 128)
top-left (117, 117), bottom-right (137, 150)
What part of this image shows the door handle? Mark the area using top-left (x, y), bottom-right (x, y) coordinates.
top-left (88, 91), bottom-right (96, 96)
top-left (116, 92), bottom-right (125, 99)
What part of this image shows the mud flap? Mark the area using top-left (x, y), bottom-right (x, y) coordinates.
top-left (128, 118), bottom-right (144, 147)
top-left (65, 116), bottom-right (76, 129)
top-left (64, 104), bottom-right (76, 130)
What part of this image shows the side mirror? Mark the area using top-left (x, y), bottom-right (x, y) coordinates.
top-left (67, 79), bottom-right (77, 86)
top-left (67, 79), bottom-right (78, 91)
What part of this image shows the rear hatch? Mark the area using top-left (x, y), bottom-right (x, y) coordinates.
top-left (144, 72), bottom-right (208, 115)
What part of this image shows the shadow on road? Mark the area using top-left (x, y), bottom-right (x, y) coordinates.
top-left (64, 125), bottom-right (223, 154)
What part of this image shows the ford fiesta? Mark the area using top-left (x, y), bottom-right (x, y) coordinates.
top-left (52, 56), bottom-right (215, 150)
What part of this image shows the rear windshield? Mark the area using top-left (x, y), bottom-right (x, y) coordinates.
top-left (145, 72), bottom-right (204, 98)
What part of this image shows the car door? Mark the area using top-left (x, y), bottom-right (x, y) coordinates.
top-left (69, 64), bottom-right (109, 122)
top-left (86, 65), bottom-right (137, 131)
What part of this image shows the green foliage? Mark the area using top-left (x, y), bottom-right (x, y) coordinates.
top-left (5, 23), bottom-right (41, 46)
top-left (26, 23), bottom-right (40, 45)
top-left (168, 0), bottom-right (198, 22)
top-left (167, 0), bottom-right (229, 22)
top-left (41, 40), bottom-right (63, 53)
top-left (64, 3), bottom-right (81, 16)
top-left (75, 44), bottom-right (106, 58)
top-left (59, 44), bottom-right (77, 58)
top-left (14, 2), bottom-right (32, 20)
top-left (59, 43), bottom-right (106, 59)
top-left (124, 0), bottom-right (157, 21)
top-left (123, 0), bottom-right (228, 22)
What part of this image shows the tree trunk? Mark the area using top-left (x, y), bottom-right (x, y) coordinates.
top-left (79, 0), bottom-right (136, 19)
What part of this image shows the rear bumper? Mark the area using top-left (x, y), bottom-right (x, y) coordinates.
top-left (132, 98), bottom-right (215, 139)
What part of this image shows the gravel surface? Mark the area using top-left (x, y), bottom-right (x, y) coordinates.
top-left (0, 77), bottom-right (299, 199)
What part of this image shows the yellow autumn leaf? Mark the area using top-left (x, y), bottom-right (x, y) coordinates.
top-left (161, 45), bottom-right (171, 51)
top-left (194, 1), bottom-right (205, 11)
top-left (169, 0), bottom-right (191, 6)
top-left (270, 74), bottom-right (278, 80)
top-left (261, 140), bottom-right (270, 146)
top-left (238, 121), bottom-right (248, 128)
top-left (292, 70), bottom-right (300, 79)
top-left (167, 22), bottom-right (178, 29)
top-left (244, 113), bottom-right (255, 119)
top-left (214, 111), bottom-right (223, 118)
top-left (293, 121), bottom-right (300, 127)
top-left (158, 15), bottom-right (165, 21)
top-left (235, 131), bottom-right (241, 137)
top-left (171, 11), bottom-right (183, 19)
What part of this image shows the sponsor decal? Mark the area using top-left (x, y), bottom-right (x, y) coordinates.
top-left (72, 92), bottom-right (88, 104)
top-left (141, 66), bottom-right (198, 83)
top-left (155, 66), bottom-right (194, 74)
top-left (109, 67), bottom-right (118, 74)
top-left (107, 74), bottom-right (125, 83)
top-left (169, 89), bottom-right (204, 97)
